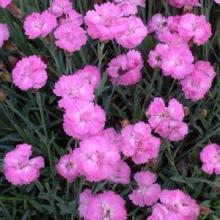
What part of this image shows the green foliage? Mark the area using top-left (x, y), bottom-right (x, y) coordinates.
top-left (0, 0), bottom-right (220, 219)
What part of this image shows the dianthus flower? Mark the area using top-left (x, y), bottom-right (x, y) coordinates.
top-left (148, 13), bottom-right (167, 34)
top-left (121, 122), bottom-right (161, 164)
top-left (200, 143), bottom-right (220, 175)
top-left (63, 101), bottom-right (106, 140)
top-left (12, 55), bottom-right (48, 91)
top-left (84, 2), bottom-right (125, 41)
top-left (160, 44), bottom-right (194, 80)
top-left (3, 143), bottom-right (44, 185)
top-left (56, 150), bottom-right (79, 182)
top-left (129, 171), bottom-right (161, 207)
top-left (180, 61), bottom-right (215, 101)
top-left (107, 50), bottom-right (143, 86)
top-left (50, 0), bottom-right (72, 17)
top-left (75, 65), bottom-right (101, 89)
top-left (0, 0), bottom-right (11, 8)
top-left (115, 16), bottom-right (148, 49)
top-left (178, 13), bottom-right (211, 45)
top-left (54, 22), bottom-right (87, 53)
top-left (168, 0), bottom-right (200, 8)
top-left (114, 0), bottom-right (138, 16)
top-left (79, 190), bottom-right (127, 220)
top-left (147, 97), bottom-right (188, 141)
top-left (24, 10), bottom-right (57, 39)
top-left (59, 9), bottom-right (83, 26)
top-left (74, 134), bottom-right (121, 182)
top-left (148, 189), bottom-right (199, 220)
top-left (0, 23), bottom-right (9, 48)
top-left (53, 74), bottom-right (94, 109)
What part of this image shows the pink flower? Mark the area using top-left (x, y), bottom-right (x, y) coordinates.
top-left (215, 0), bottom-right (220, 4)
top-left (75, 65), bottom-right (101, 89)
top-left (200, 143), bottom-right (220, 175)
top-left (121, 122), bottom-right (161, 164)
top-left (107, 50), bottom-right (143, 86)
top-left (160, 44), bottom-right (194, 80)
top-left (79, 189), bottom-right (93, 218)
top-left (53, 74), bottom-right (94, 109)
top-left (178, 13), bottom-right (211, 45)
top-left (148, 13), bottom-right (167, 34)
top-left (147, 97), bottom-right (188, 141)
top-left (116, 16), bottom-right (148, 49)
top-left (114, 1), bottom-right (138, 16)
top-left (12, 55), bottom-right (48, 91)
top-left (56, 150), bottom-right (79, 182)
top-left (63, 101), bottom-right (106, 140)
top-left (0, 0), bottom-right (11, 8)
top-left (59, 9), bottom-right (83, 26)
top-left (0, 23), bottom-right (9, 48)
top-left (74, 134), bottom-right (121, 182)
top-left (54, 22), bottom-right (87, 53)
top-left (180, 61), bottom-right (215, 101)
top-left (84, 2), bottom-right (125, 41)
top-left (129, 171), bottom-right (161, 207)
top-left (168, 0), bottom-right (200, 8)
top-left (79, 190), bottom-right (127, 220)
top-left (50, 0), bottom-right (72, 17)
top-left (24, 10), bottom-right (57, 39)
top-left (3, 143), bottom-right (44, 185)
top-left (109, 160), bottom-right (131, 184)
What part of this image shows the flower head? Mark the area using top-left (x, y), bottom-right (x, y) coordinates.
top-left (0, 0), bottom-right (11, 8)
top-left (0, 23), bottom-right (9, 48)
top-left (50, 0), bottom-right (72, 17)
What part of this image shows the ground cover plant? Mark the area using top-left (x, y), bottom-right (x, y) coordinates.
top-left (0, 0), bottom-right (220, 219)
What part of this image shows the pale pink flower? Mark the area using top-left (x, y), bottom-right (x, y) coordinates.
top-left (24, 10), bottom-right (57, 39)
top-left (0, 23), bottom-right (9, 48)
top-left (53, 74), bottom-right (94, 109)
top-left (147, 97), bottom-right (188, 141)
top-left (107, 50), bottom-right (143, 86)
top-left (74, 134), bottom-right (121, 182)
top-left (178, 13), bottom-right (211, 45)
top-left (56, 150), bottom-right (79, 182)
top-left (0, 0), bottom-right (11, 8)
top-left (79, 189), bottom-right (94, 218)
top-left (114, 1), bottom-right (138, 16)
top-left (54, 22), bottom-right (87, 53)
top-left (12, 55), bottom-right (48, 91)
top-left (63, 101), bottom-right (106, 140)
top-left (109, 160), bottom-right (131, 184)
top-left (116, 16), bottom-right (148, 49)
top-left (168, 0), bottom-right (200, 8)
top-left (75, 65), bottom-right (101, 89)
top-left (200, 143), bottom-right (220, 175)
top-left (84, 2), bottom-right (125, 41)
top-left (148, 13), bottom-right (167, 34)
top-left (121, 122), bottom-right (161, 164)
top-left (80, 190), bottom-right (127, 220)
top-left (129, 171), bottom-right (161, 207)
top-left (50, 0), bottom-right (72, 17)
top-left (59, 9), bottom-right (83, 26)
top-left (3, 143), bottom-right (44, 185)
top-left (181, 61), bottom-right (216, 101)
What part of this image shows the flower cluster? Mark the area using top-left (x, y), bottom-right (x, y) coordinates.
top-left (147, 97), bottom-right (188, 141)
top-left (129, 171), bottom-right (161, 207)
top-left (107, 50), bottom-right (143, 86)
top-left (200, 143), bottom-right (220, 175)
top-left (12, 55), bottom-right (48, 91)
top-left (0, 23), bottom-right (9, 48)
top-left (148, 13), bottom-right (215, 100)
top-left (0, 0), bottom-right (11, 8)
top-left (148, 189), bottom-right (200, 220)
top-left (79, 190), bottom-right (127, 220)
top-left (85, 2), bottom-right (148, 49)
top-left (3, 144), bottom-right (44, 185)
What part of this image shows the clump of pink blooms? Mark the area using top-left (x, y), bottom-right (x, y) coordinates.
top-left (148, 189), bottom-right (200, 220)
top-left (107, 50), bottom-right (143, 86)
top-left (0, 0), bottom-right (11, 8)
top-left (129, 171), bottom-right (161, 207)
top-left (56, 150), bottom-right (79, 182)
top-left (147, 97), bottom-right (188, 141)
top-left (3, 144), bottom-right (44, 185)
top-left (121, 122), bottom-right (161, 164)
top-left (79, 189), bottom-right (127, 220)
top-left (12, 55), bottom-right (48, 91)
top-left (0, 23), bottom-right (9, 48)
top-left (200, 143), bottom-right (220, 175)
top-left (24, 10), bottom-right (57, 39)
top-left (168, 0), bottom-right (200, 8)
